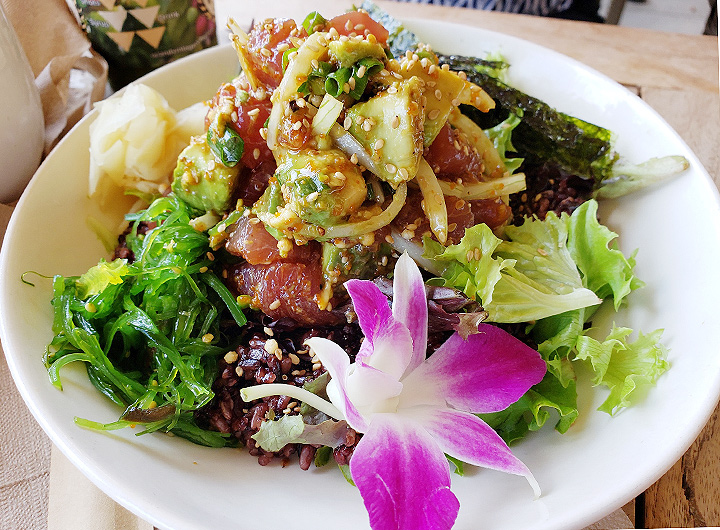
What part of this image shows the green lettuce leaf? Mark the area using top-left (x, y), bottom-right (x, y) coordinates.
top-left (75, 259), bottom-right (129, 299)
top-left (252, 415), bottom-right (350, 452)
top-left (484, 112), bottom-right (524, 175)
top-left (575, 326), bottom-right (669, 415)
top-left (566, 199), bottom-right (643, 308)
top-left (425, 214), bottom-right (601, 323)
top-left (480, 371), bottom-right (579, 444)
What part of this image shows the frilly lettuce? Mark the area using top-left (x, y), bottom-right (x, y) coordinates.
top-left (424, 203), bottom-right (602, 323)
top-left (575, 326), bottom-right (669, 415)
top-left (423, 199), bottom-right (669, 437)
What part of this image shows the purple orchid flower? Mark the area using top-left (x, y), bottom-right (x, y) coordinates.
top-left (304, 253), bottom-right (547, 530)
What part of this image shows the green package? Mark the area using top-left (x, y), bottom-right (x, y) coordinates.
top-left (70, 0), bottom-right (217, 89)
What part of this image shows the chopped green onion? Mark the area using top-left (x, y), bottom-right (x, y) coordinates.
top-left (325, 67), bottom-right (352, 97)
top-left (302, 11), bottom-right (326, 34)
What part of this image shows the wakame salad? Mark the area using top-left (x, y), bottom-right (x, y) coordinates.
top-left (44, 3), bottom-right (688, 529)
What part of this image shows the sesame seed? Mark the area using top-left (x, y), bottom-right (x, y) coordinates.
top-left (84, 302), bottom-right (97, 313)
top-left (391, 116), bottom-right (400, 128)
top-left (224, 350), bottom-right (238, 363)
top-left (387, 85), bottom-right (398, 94)
top-left (202, 333), bottom-right (214, 343)
top-left (455, 199), bottom-right (466, 209)
top-left (307, 191), bottom-right (319, 202)
top-left (448, 222), bottom-right (458, 232)
top-left (374, 139), bottom-right (385, 150)
top-left (317, 35), bottom-right (328, 47)
top-left (259, 127), bottom-right (268, 140)
top-left (263, 326), bottom-right (274, 336)
top-left (296, 97), bottom-right (306, 108)
top-left (348, 77), bottom-right (356, 90)
top-left (398, 167), bottom-right (409, 179)
top-left (354, 23), bottom-right (365, 31)
top-left (292, 120), bottom-right (303, 130)
top-left (466, 250), bottom-right (474, 262)
top-left (199, 266), bottom-right (208, 273)
top-left (428, 109), bottom-right (440, 120)
top-left (474, 248), bottom-right (482, 261)
top-left (345, 19), bottom-right (353, 31)
top-left (312, 362), bottom-right (322, 371)
top-left (253, 148), bottom-right (261, 160)
top-left (385, 234), bottom-right (395, 244)
top-left (206, 251), bottom-right (215, 261)
top-left (275, 349), bottom-right (283, 361)
top-left (458, 71), bottom-right (467, 81)
top-left (277, 42), bottom-right (290, 52)
top-left (362, 120), bottom-right (373, 131)
top-left (328, 27), bottom-right (339, 38)
top-left (434, 89), bottom-right (443, 101)
top-left (401, 229), bottom-right (415, 240)
top-left (269, 299), bottom-right (281, 310)
top-left (247, 107), bottom-right (260, 117)
top-left (264, 338), bottom-right (279, 354)
top-left (260, 47), bottom-right (272, 57)
top-left (537, 248), bottom-right (549, 256)
top-left (428, 64), bottom-right (437, 75)
top-left (289, 353), bottom-right (300, 364)
top-left (357, 65), bottom-right (366, 78)
top-left (350, 153), bottom-right (359, 164)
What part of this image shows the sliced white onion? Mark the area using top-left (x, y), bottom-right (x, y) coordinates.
top-left (329, 123), bottom-right (383, 177)
top-left (389, 230), bottom-right (443, 276)
top-left (416, 158), bottom-right (448, 244)
top-left (320, 183), bottom-right (407, 239)
top-left (439, 173), bottom-right (527, 200)
top-left (267, 32), bottom-right (329, 151)
top-left (312, 94), bottom-right (344, 136)
top-left (227, 19), bottom-right (258, 91)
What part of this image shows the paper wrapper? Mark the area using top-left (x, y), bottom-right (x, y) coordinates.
top-left (0, 0), bottom-right (108, 156)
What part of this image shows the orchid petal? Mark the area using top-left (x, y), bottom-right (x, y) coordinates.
top-left (391, 253), bottom-right (429, 375)
top-left (350, 413), bottom-right (459, 530)
top-left (346, 361), bottom-right (403, 411)
top-left (408, 406), bottom-right (541, 498)
top-left (305, 337), bottom-right (368, 432)
top-left (346, 278), bottom-right (414, 378)
top-left (400, 323), bottom-right (546, 413)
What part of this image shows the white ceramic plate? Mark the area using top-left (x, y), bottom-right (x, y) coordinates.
top-left (3, 19), bottom-right (720, 530)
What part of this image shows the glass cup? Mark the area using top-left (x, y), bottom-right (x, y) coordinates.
top-left (0, 4), bottom-right (44, 203)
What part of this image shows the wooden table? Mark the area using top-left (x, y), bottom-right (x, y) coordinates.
top-left (1, 1), bottom-right (718, 528)
top-left (220, 1), bottom-right (720, 527)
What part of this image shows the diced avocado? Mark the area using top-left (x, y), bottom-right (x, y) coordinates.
top-left (345, 77), bottom-right (424, 187)
top-left (322, 241), bottom-right (392, 287)
top-left (329, 39), bottom-right (387, 68)
top-left (399, 58), bottom-right (466, 146)
top-left (274, 148), bottom-right (367, 228)
top-left (171, 135), bottom-right (240, 212)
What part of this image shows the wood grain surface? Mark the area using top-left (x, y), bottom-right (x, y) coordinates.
top-left (214, 0), bottom-right (720, 527)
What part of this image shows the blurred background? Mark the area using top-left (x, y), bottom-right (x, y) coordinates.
top-left (600, 0), bottom-right (715, 35)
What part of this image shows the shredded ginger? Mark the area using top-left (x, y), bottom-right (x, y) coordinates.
top-left (88, 84), bottom-right (206, 202)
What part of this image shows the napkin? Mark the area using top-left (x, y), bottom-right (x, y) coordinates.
top-left (47, 447), bottom-right (152, 530)
top-left (0, 0), bottom-right (107, 155)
